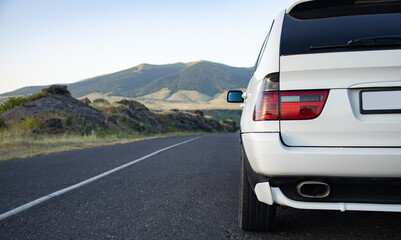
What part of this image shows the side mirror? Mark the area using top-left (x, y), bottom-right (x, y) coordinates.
top-left (227, 90), bottom-right (244, 103)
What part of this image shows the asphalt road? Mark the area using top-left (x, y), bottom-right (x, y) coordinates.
top-left (1, 133), bottom-right (400, 239)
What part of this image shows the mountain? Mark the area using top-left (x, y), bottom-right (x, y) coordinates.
top-left (68, 63), bottom-right (187, 98)
top-left (1, 61), bottom-right (252, 100)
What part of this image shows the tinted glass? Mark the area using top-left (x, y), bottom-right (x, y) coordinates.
top-left (280, 13), bottom-right (401, 55)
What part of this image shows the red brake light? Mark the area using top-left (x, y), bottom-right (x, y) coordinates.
top-left (280, 90), bottom-right (328, 120)
top-left (253, 92), bottom-right (279, 120)
top-left (254, 90), bottom-right (329, 121)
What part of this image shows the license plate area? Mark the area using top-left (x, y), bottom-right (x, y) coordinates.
top-left (360, 89), bottom-right (401, 114)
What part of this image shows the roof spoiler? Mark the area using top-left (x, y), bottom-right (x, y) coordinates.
top-left (286, 0), bottom-right (401, 19)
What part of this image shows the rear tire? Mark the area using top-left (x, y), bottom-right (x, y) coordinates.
top-left (238, 146), bottom-right (276, 231)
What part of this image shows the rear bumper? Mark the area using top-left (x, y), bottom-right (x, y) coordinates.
top-left (255, 182), bottom-right (401, 212)
top-left (242, 133), bottom-right (401, 177)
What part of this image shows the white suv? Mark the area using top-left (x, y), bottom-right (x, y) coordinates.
top-left (228, 0), bottom-right (401, 231)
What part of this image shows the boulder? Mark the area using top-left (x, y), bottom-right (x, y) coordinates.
top-left (40, 118), bottom-right (65, 134)
top-left (93, 98), bottom-right (109, 104)
top-left (79, 97), bottom-right (92, 104)
top-left (42, 85), bottom-right (69, 95)
top-left (116, 99), bottom-right (149, 112)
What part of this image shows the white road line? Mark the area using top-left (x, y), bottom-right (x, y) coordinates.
top-left (0, 136), bottom-right (202, 221)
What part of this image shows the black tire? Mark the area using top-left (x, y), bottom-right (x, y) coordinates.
top-left (238, 146), bottom-right (276, 232)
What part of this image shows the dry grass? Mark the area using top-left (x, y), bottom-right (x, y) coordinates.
top-left (0, 129), bottom-right (203, 162)
top-left (81, 92), bottom-right (245, 111)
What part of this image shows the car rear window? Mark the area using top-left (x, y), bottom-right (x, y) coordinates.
top-left (280, 1), bottom-right (401, 55)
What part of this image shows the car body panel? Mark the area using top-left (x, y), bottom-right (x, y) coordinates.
top-left (242, 133), bottom-right (401, 177)
top-left (280, 50), bottom-right (401, 91)
top-left (256, 183), bottom-right (401, 212)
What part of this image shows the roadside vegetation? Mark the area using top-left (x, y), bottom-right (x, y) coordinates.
top-left (0, 124), bottom-right (204, 161)
top-left (0, 86), bottom-right (239, 161)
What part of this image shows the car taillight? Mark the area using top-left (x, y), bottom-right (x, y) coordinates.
top-left (253, 74), bottom-right (329, 121)
top-left (254, 92), bottom-right (279, 120)
top-left (280, 90), bottom-right (329, 120)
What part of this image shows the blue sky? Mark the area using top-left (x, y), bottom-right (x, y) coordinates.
top-left (0, 0), bottom-right (295, 94)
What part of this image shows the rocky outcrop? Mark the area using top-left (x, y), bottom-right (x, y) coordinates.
top-left (161, 110), bottom-right (223, 132)
top-left (0, 86), bottom-right (105, 134)
top-left (0, 94), bottom-right (105, 126)
top-left (220, 119), bottom-right (237, 133)
top-left (103, 99), bottom-right (163, 134)
top-left (103, 100), bottom-right (239, 134)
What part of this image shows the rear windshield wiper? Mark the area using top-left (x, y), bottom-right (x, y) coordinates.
top-left (310, 35), bottom-right (401, 50)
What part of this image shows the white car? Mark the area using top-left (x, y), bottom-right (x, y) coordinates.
top-left (227, 0), bottom-right (401, 231)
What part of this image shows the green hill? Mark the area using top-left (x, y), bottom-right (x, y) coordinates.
top-left (137, 61), bottom-right (250, 97)
top-left (68, 63), bottom-right (187, 98)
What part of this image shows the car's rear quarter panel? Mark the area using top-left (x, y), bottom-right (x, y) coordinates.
top-left (240, 11), bottom-right (284, 133)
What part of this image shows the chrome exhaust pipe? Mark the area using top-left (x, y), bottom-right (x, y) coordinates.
top-left (296, 181), bottom-right (330, 198)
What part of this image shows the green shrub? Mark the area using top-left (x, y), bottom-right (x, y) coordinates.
top-left (220, 118), bottom-right (230, 124)
top-left (84, 122), bottom-right (95, 135)
top-left (0, 119), bottom-right (6, 129)
top-left (0, 90), bottom-right (60, 115)
top-left (65, 115), bottom-right (73, 126)
top-left (26, 90), bottom-right (49, 102)
top-left (0, 96), bottom-right (28, 114)
top-left (20, 117), bottom-right (41, 131)
top-left (194, 109), bottom-right (204, 117)
top-left (26, 87), bottom-right (71, 103)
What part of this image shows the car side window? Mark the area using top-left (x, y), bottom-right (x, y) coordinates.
top-left (253, 21), bottom-right (274, 73)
